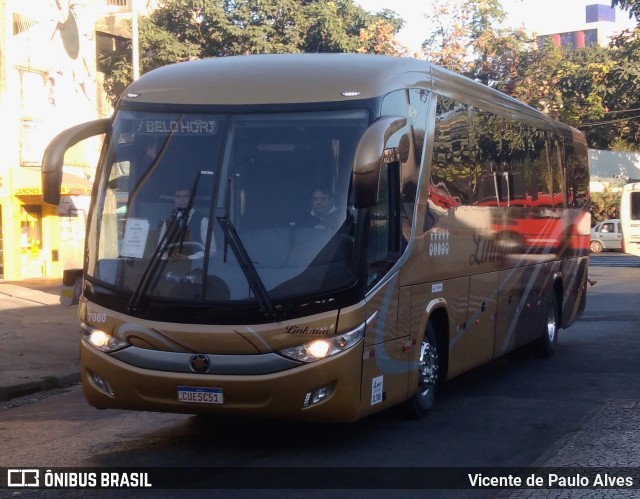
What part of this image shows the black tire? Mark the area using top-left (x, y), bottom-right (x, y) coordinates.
top-left (534, 292), bottom-right (559, 357)
top-left (407, 322), bottom-right (440, 419)
top-left (590, 240), bottom-right (603, 253)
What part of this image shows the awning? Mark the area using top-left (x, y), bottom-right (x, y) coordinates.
top-left (11, 167), bottom-right (93, 197)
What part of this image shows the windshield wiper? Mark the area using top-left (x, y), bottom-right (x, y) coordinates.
top-left (216, 216), bottom-right (276, 318)
top-left (127, 207), bottom-right (186, 312)
top-left (127, 171), bottom-right (207, 312)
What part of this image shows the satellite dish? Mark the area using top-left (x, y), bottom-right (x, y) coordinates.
top-left (59, 11), bottom-right (79, 60)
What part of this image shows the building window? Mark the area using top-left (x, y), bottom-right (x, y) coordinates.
top-left (584, 29), bottom-right (598, 46)
top-left (20, 205), bottom-right (43, 253)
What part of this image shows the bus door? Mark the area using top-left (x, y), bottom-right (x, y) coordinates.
top-left (461, 273), bottom-right (499, 370)
top-left (358, 161), bottom-right (412, 416)
top-left (359, 273), bottom-right (413, 416)
top-left (494, 266), bottom-right (526, 357)
top-left (518, 264), bottom-right (549, 345)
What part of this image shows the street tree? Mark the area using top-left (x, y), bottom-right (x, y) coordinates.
top-left (99, 0), bottom-right (405, 104)
top-left (599, 27), bottom-right (640, 150)
top-left (420, 0), bottom-right (632, 150)
top-left (590, 187), bottom-right (622, 224)
top-left (508, 40), bottom-right (565, 118)
top-left (611, 0), bottom-right (640, 23)
top-left (421, 0), bottom-right (534, 89)
top-left (356, 9), bottom-right (409, 56)
top-left (421, 1), bottom-right (471, 70)
top-left (301, 0), bottom-right (369, 53)
top-left (522, 45), bottom-right (612, 124)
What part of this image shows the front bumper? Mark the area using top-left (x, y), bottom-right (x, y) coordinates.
top-left (80, 338), bottom-right (364, 422)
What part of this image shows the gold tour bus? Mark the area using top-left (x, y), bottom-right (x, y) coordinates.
top-left (42, 54), bottom-right (590, 422)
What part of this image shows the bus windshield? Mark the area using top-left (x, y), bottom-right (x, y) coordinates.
top-left (87, 109), bottom-right (369, 314)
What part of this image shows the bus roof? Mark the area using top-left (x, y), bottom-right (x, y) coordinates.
top-left (123, 53), bottom-right (430, 106)
top-left (120, 53), bottom-right (581, 137)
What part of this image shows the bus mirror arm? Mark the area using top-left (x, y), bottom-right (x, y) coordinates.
top-left (41, 118), bottom-right (111, 205)
top-left (352, 116), bottom-right (406, 209)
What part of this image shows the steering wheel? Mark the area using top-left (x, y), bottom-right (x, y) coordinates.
top-left (165, 241), bottom-right (205, 258)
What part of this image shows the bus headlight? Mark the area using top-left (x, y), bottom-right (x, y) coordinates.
top-left (279, 322), bottom-right (365, 363)
top-left (81, 323), bottom-right (128, 353)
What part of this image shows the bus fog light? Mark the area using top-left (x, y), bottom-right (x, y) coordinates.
top-left (303, 385), bottom-right (333, 407)
top-left (90, 371), bottom-right (114, 396)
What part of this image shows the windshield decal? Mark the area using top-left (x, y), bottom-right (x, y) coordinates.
top-left (120, 218), bottom-right (150, 258)
top-left (371, 375), bottom-right (384, 405)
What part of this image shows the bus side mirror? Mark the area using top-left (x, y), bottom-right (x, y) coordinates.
top-left (42, 118), bottom-right (110, 205)
top-left (352, 116), bottom-right (406, 208)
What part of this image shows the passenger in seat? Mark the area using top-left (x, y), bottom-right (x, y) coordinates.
top-left (296, 186), bottom-right (342, 232)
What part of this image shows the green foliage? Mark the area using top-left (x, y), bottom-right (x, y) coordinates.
top-left (502, 40), bottom-right (616, 147)
top-left (301, 0), bottom-right (366, 53)
top-left (420, 0), bottom-right (640, 151)
top-left (590, 187), bottom-right (622, 225)
top-left (611, 0), bottom-right (640, 23)
top-left (98, 0), bottom-right (640, 154)
top-left (422, 0), bottom-right (535, 85)
top-left (99, 0), bottom-right (404, 105)
top-left (506, 19), bottom-right (640, 152)
top-left (599, 28), bottom-right (640, 151)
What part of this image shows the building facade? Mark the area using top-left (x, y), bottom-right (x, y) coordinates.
top-left (0, 0), bottom-right (133, 280)
top-left (537, 3), bottom-right (626, 49)
top-left (589, 149), bottom-right (640, 193)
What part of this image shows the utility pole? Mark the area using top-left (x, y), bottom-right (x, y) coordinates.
top-left (131, 0), bottom-right (140, 80)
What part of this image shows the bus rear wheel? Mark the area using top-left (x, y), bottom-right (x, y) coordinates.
top-left (533, 292), bottom-right (559, 357)
top-left (407, 322), bottom-right (440, 419)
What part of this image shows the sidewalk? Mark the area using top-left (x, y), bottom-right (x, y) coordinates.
top-left (0, 279), bottom-right (81, 401)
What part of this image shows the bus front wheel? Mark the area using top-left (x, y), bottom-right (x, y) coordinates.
top-left (407, 322), bottom-right (440, 419)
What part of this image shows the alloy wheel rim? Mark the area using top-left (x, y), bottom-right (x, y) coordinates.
top-left (418, 339), bottom-right (438, 395)
top-left (547, 302), bottom-right (557, 342)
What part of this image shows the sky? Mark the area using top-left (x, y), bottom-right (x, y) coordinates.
top-left (354, 0), bottom-right (637, 53)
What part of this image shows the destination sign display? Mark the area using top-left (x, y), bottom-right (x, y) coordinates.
top-left (135, 119), bottom-right (218, 135)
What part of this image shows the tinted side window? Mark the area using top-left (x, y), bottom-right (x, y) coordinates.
top-left (564, 134), bottom-right (590, 209)
top-left (431, 95), bottom-right (578, 211)
top-left (432, 96), bottom-right (473, 207)
top-left (381, 89), bottom-right (430, 233)
top-left (632, 192), bottom-right (640, 220)
top-left (366, 163), bottom-right (401, 289)
top-left (472, 110), bottom-right (551, 207)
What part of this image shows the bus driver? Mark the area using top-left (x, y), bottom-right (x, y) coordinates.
top-left (159, 187), bottom-right (216, 260)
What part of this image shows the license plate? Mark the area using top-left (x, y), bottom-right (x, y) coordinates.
top-left (177, 386), bottom-right (224, 404)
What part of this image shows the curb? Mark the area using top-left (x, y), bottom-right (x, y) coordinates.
top-left (0, 372), bottom-right (81, 402)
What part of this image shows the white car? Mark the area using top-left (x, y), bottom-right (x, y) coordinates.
top-left (590, 219), bottom-right (622, 253)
